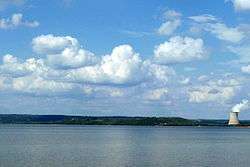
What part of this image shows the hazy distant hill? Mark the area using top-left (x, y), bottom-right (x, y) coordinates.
top-left (0, 114), bottom-right (250, 126)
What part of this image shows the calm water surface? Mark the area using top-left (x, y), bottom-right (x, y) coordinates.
top-left (0, 125), bottom-right (250, 167)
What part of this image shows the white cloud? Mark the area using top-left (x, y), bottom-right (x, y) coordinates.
top-left (198, 75), bottom-right (209, 82)
top-left (0, 56), bottom-right (76, 94)
top-left (0, 35), bottom-right (176, 98)
top-left (0, 43), bottom-right (173, 90)
top-left (209, 78), bottom-right (241, 87)
top-left (32, 34), bottom-right (98, 69)
top-left (0, 54), bottom-right (46, 77)
top-left (12, 75), bottom-right (75, 94)
top-left (62, 45), bottom-right (173, 85)
top-left (0, 54), bottom-right (78, 94)
top-left (163, 10), bottom-right (182, 19)
top-left (0, 13), bottom-right (39, 29)
top-left (32, 34), bottom-right (79, 54)
top-left (241, 65), bottom-right (250, 73)
top-left (82, 85), bottom-right (125, 97)
top-left (46, 48), bottom-right (97, 69)
top-left (190, 14), bottom-right (245, 43)
top-left (154, 36), bottom-right (207, 64)
top-left (189, 14), bottom-right (218, 23)
top-left (229, 0), bottom-right (250, 11)
top-left (62, 45), bottom-right (144, 85)
top-left (0, 71), bottom-right (75, 95)
top-left (188, 77), bottom-right (241, 103)
top-left (144, 88), bottom-right (168, 100)
top-left (179, 77), bottom-right (190, 85)
top-left (157, 10), bottom-right (181, 36)
top-left (0, 76), bottom-right (10, 90)
top-left (188, 86), bottom-right (236, 103)
top-left (206, 23), bottom-right (244, 43)
top-left (158, 20), bottom-right (181, 36)
top-left (108, 89), bottom-right (124, 97)
top-left (228, 45), bottom-right (250, 62)
top-left (3, 54), bottom-right (18, 64)
top-left (146, 62), bottom-right (175, 83)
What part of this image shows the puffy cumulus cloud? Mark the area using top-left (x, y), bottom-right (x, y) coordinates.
top-left (0, 54), bottom-right (47, 77)
top-left (145, 61), bottom-right (175, 83)
top-left (154, 36), bottom-right (207, 64)
top-left (241, 65), bottom-right (250, 73)
top-left (0, 55), bottom-right (76, 95)
top-left (32, 34), bottom-right (98, 69)
top-left (11, 75), bottom-right (75, 94)
top-left (82, 85), bottom-right (125, 97)
top-left (62, 45), bottom-right (174, 85)
top-left (0, 13), bottom-right (39, 29)
top-left (157, 10), bottom-right (181, 36)
top-left (32, 34), bottom-right (79, 54)
top-left (46, 48), bottom-right (97, 69)
top-left (0, 43), bottom-right (175, 96)
top-left (0, 76), bottom-right (10, 90)
top-left (62, 45), bottom-right (144, 85)
top-left (188, 86), bottom-right (236, 103)
top-left (190, 14), bottom-right (245, 43)
top-left (25, 35), bottom-right (174, 87)
top-left (3, 54), bottom-right (18, 63)
top-left (0, 74), bottom-right (76, 95)
top-left (188, 77), bottom-right (242, 103)
top-left (143, 88), bottom-right (168, 101)
top-left (228, 0), bottom-right (250, 11)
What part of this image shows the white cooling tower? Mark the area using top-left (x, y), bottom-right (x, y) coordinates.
top-left (228, 112), bottom-right (240, 125)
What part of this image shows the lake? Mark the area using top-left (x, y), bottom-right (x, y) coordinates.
top-left (0, 125), bottom-right (250, 167)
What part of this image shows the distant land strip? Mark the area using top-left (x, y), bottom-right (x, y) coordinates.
top-left (1, 114), bottom-right (250, 126)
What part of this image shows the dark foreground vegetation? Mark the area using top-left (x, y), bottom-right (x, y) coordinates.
top-left (1, 114), bottom-right (250, 126)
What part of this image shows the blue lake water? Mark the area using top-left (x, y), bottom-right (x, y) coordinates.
top-left (0, 125), bottom-right (250, 167)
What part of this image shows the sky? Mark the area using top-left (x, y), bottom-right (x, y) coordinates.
top-left (0, 0), bottom-right (250, 119)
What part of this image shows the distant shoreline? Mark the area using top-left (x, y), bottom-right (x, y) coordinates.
top-left (1, 114), bottom-right (250, 126)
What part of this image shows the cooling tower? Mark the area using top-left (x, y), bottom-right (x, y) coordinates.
top-left (228, 112), bottom-right (240, 125)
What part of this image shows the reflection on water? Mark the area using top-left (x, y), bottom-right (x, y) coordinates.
top-left (0, 125), bottom-right (250, 167)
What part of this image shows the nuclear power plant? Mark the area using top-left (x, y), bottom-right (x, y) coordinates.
top-left (228, 99), bottom-right (249, 126)
top-left (228, 112), bottom-right (240, 126)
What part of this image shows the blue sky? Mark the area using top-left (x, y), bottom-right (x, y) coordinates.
top-left (1, 0), bottom-right (250, 119)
